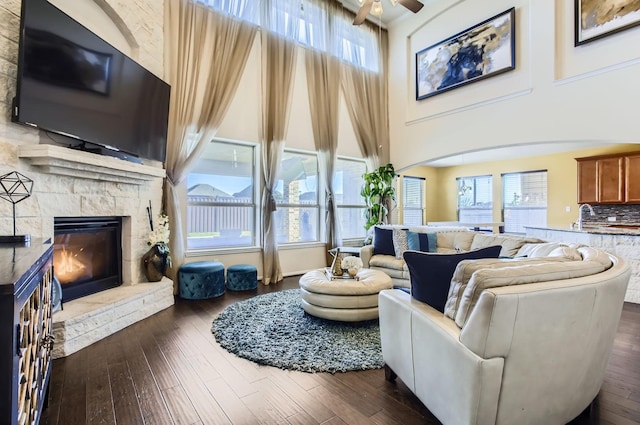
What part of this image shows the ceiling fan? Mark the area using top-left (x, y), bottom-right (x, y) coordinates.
top-left (353, 0), bottom-right (424, 25)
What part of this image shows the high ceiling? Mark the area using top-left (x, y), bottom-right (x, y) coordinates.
top-left (342, 2), bottom-right (634, 170)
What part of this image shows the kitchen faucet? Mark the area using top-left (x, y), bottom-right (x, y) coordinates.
top-left (577, 203), bottom-right (595, 230)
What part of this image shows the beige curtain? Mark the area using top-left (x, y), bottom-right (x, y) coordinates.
top-left (305, 50), bottom-right (341, 248)
top-left (259, 2), bottom-right (300, 285)
top-left (164, 0), bottom-right (257, 283)
top-left (341, 28), bottom-right (390, 169)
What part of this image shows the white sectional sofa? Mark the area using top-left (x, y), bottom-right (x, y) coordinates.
top-left (376, 225), bottom-right (631, 425)
top-left (360, 225), bottom-right (542, 289)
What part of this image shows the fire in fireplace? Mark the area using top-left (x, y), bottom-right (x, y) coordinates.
top-left (53, 217), bottom-right (122, 302)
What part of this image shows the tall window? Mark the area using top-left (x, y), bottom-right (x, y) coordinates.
top-left (334, 158), bottom-right (367, 240)
top-left (457, 175), bottom-right (493, 223)
top-left (197, 0), bottom-right (381, 71)
top-left (403, 176), bottom-right (425, 225)
top-left (186, 140), bottom-right (257, 249)
top-left (274, 150), bottom-right (319, 244)
top-left (195, 0), bottom-right (259, 24)
top-left (333, 15), bottom-right (380, 72)
top-left (502, 171), bottom-right (548, 234)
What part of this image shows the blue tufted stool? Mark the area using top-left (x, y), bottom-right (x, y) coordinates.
top-left (226, 264), bottom-right (258, 291)
top-left (178, 261), bottom-right (225, 299)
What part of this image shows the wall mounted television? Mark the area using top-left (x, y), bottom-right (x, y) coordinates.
top-left (12, 0), bottom-right (171, 163)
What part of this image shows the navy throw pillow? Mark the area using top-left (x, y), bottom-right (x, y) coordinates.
top-left (403, 245), bottom-right (502, 313)
top-left (406, 231), bottom-right (437, 252)
top-left (373, 227), bottom-right (395, 256)
top-left (422, 232), bottom-right (437, 252)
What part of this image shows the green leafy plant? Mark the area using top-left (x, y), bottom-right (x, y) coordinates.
top-left (360, 163), bottom-right (396, 231)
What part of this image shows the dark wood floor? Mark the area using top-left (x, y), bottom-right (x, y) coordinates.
top-left (41, 276), bottom-right (640, 425)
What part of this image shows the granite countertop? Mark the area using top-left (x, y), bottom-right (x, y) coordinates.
top-left (0, 239), bottom-right (52, 292)
top-left (428, 221), bottom-right (505, 227)
top-left (525, 225), bottom-right (640, 236)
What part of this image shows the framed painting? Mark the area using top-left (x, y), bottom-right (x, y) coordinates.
top-left (415, 8), bottom-right (515, 101)
top-left (575, 0), bottom-right (640, 45)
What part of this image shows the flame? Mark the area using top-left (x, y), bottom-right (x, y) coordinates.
top-left (54, 247), bottom-right (89, 284)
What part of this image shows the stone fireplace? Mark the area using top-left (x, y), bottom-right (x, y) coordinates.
top-left (54, 216), bottom-right (123, 302)
top-left (16, 144), bottom-right (174, 358)
top-left (0, 0), bottom-right (169, 359)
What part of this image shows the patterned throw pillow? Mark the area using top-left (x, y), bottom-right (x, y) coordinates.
top-left (392, 229), bottom-right (409, 259)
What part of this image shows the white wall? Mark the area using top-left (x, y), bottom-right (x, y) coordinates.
top-left (388, 0), bottom-right (640, 171)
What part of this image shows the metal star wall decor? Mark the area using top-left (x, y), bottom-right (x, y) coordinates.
top-left (0, 171), bottom-right (34, 243)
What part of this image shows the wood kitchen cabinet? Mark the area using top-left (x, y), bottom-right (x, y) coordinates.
top-left (626, 154), bottom-right (640, 203)
top-left (0, 241), bottom-right (54, 425)
top-left (577, 158), bottom-right (598, 204)
top-left (576, 152), bottom-right (639, 204)
top-left (598, 157), bottom-right (625, 203)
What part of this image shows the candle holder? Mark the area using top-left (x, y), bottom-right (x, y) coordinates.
top-left (0, 171), bottom-right (34, 243)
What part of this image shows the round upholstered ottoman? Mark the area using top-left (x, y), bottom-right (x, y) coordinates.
top-left (298, 269), bottom-right (393, 321)
top-left (178, 261), bottom-right (225, 299)
top-left (226, 264), bottom-right (258, 291)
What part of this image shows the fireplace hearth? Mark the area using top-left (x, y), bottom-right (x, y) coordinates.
top-left (53, 217), bottom-right (122, 302)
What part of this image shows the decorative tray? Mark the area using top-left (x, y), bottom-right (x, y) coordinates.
top-left (324, 267), bottom-right (359, 281)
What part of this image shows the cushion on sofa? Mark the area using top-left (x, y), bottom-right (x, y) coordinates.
top-left (454, 259), bottom-right (608, 328)
top-left (403, 245), bottom-right (502, 313)
top-left (369, 254), bottom-right (405, 272)
top-left (436, 231), bottom-right (476, 253)
top-left (373, 226), bottom-right (395, 256)
top-left (516, 242), bottom-right (581, 258)
top-left (443, 256), bottom-right (575, 320)
top-left (471, 234), bottom-right (542, 257)
top-left (578, 246), bottom-right (613, 269)
top-left (547, 246), bottom-right (582, 261)
top-left (406, 230), bottom-right (437, 252)
top-left (392, 228), bottom-right (410, 259)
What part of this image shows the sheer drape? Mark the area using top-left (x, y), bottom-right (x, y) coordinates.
top-left (304, 0), bottom-right (341, 249)
top-left (164, 0), bottom-right (257, 284)
top-left (195, 0), bottom-right (259, 24)
top-left (340, 22), bottom-right (390, 169)
top-left (259, 0), bottom-right (300, 284)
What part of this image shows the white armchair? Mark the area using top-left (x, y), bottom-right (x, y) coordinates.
top-left (379, 251), bottom-right (630, 425)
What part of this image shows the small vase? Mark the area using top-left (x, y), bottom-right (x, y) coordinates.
top-left (348, 268), bottom-right (358, 278)
top-left (331, 254), bottom-right (343, 276)
top-left (142, 244), bottom-right (168, 282)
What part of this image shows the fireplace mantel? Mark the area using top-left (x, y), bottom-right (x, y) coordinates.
top-left (18, 144), bottom-right (165, 184)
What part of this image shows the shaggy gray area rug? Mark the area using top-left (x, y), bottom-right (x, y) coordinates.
top-left (211, 289), bottom-right (383, 373)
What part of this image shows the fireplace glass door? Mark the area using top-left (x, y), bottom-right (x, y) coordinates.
top-left (54, 217), bottom-right (122, 302)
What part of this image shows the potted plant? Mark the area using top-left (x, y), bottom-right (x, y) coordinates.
top-left (361, 163), bottom-right (396, 232)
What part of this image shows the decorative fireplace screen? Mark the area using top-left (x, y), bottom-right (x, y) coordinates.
top-left (53, 217), bottom-right (122, 302)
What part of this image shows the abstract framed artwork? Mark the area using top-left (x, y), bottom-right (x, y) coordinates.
top-left (575, 0), bottom-right (640, 46)
top-left (416, 8), bottom-right (515, 101)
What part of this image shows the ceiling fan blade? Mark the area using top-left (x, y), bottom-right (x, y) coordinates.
top-left (353, 0), bottom-right (373, 25)
top-left (397, 0), bottom-right (424, 13)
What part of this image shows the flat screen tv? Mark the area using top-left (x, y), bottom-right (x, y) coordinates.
top-left (12, 0), bottom-right (170, 163)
